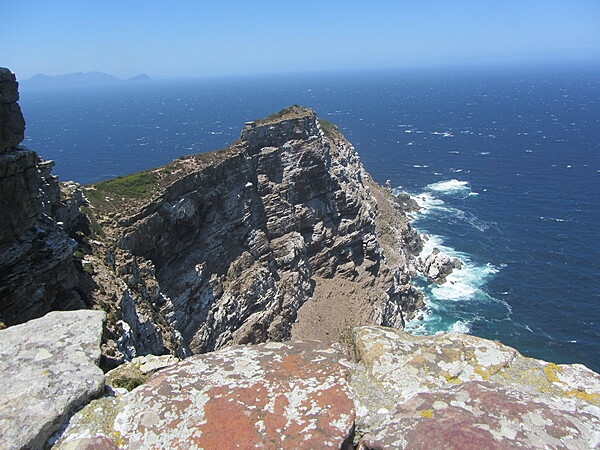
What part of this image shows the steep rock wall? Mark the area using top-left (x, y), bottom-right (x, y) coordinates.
top-left (0, 68), bottom-right (84, 326)
top-left (84, 106), bottom-right (423, 361)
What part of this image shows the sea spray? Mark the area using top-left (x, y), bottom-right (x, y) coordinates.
top-left (397, 180), bottom-right (509, 336)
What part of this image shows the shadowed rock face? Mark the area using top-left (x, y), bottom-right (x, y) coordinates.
top-left (0, 68), bottom-right (83, 326)
top-left (86, 106), bottom-right (423, 361)
top-left (0, 68), bottom-right (25, 152)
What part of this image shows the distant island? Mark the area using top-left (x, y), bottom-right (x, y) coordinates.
top-left (21, 71), bottom-right (151, 87)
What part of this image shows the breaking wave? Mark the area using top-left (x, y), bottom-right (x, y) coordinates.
top-left (397, 180), bottom-right (508, 336)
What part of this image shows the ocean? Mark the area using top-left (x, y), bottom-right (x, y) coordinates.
top-left (19, 66), bottom-right (600, 373)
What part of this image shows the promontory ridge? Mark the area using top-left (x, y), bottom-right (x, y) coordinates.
top-left (1, 67), bottom-right (599, 449)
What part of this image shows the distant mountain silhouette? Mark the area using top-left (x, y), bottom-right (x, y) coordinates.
top-left (22, 71), bottom-right (152, 87)
top-left (126, 74), bottom-right (152, 82)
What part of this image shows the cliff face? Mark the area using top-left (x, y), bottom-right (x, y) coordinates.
top-left (84, 106), bottom-right (423, 362)
top-left (2, 70), bottom-right (600, 449)
top-left (0, 68), bottom-right (84, 326)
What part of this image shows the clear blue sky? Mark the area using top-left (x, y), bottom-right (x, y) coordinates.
top-left (3, 0), bottom-right (599, 80)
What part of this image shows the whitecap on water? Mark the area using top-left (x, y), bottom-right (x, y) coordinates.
top-left (411, 193), bottom-right (446, 212)
top-left (449, 321), bottom-right (471, 333)
top-left (401, 181), bottom-right (508, 337)
top-left (425, 179), bottom-right (470, 195)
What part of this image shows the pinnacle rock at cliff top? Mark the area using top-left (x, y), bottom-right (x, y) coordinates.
top-left (0, 68), bottom-right (25, 152)
top-left (0, 67), bottom-right (82, 328)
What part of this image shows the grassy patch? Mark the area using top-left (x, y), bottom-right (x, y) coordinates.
top-left (257, 105), bottom-right (313, 125)
top-left (110, 375), bottom-right (147, 391)
top-left (318, 118), bottom-right (340, 139)
top-left (93, 171), bottom-right (158, 200)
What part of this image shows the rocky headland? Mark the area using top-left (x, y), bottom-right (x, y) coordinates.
top-left (1, 67), bottom-right (599, 448)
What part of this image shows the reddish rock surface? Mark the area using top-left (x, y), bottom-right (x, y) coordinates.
top-left (55, 340), bottom-right (355, 449)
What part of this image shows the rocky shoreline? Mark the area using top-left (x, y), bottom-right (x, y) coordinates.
top-left (2, 67), bottom-right (599, 448)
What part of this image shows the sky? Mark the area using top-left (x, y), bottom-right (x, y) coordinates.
top-left (2, 0), bottom-right (600, 80)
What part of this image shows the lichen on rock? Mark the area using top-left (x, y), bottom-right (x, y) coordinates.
top-left (351, 326), bottom-right (600, 449)
top-left (0, 310), bottom-right (105, 450)
top-left (55, 340), bottom-right (356, 449)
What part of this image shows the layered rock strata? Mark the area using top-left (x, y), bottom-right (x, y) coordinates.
top-left (0, 68), bottom-right (85, 326)
top-left (83, 105), bottom-right (424, 363)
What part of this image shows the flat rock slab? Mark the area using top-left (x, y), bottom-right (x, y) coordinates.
top-left (0, 310), bottom-right (105, 450)
top-left (353, 326), bottom-right (600, 449)
top-left (55, 340), bottom-right (355, 449)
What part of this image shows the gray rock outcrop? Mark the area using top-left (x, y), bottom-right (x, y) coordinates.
top-left (0, 68), bottom-right (25, 151)
top-left (82, 105), bottom-right (424, 362)
top-left (419, 247), bottom-right (462, 284)
top-left (351, 326), bottom-right (600, 449)
top-left (0, 309), bottom-right (105, 450)
top-left (50, 325), bottom-right (600, 449)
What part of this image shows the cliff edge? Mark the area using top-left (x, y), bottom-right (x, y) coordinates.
top-left (79, 105), bottom-right (424, 365)
top-left (1, 68), bottom-right (599, 449)
top-left (0, 68), bottom-right (85, 327)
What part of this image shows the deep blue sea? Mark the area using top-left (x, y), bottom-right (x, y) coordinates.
top-left (19, 66), bottom-right (600, 373)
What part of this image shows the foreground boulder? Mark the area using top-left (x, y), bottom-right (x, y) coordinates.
top-left (0, 310), bottom-right (105, 450)
top-left (3, 320), bottom-right (600, 449)
top-left (55, 340), bottom-right (355, 449)
top-left (352, 326), bottom-right (600, 449)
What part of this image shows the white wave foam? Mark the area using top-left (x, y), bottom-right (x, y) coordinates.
top-left (540, 216), bottom-right (567, 222)
top-left (426, 179), bottom-right (470, 194)
top-left (419, 235), bottom-right (500, 304)
top-left (449, 321), bottom-right (471, 333)
top-left (403, 178), bottom-right (509, 338)
top-left (412, 193), bottom-right (446, 212)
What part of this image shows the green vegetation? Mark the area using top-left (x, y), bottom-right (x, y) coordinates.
top-left (110, 375), bottom-right (147, 391)
top-left (90, 171), bottom-right (158, 201)
top-left (318, 118), bottom-right (340, 139)
top-left (257, 105), bottom-right (313, 125)
top-left (82, 262), bottom-right (95, 275)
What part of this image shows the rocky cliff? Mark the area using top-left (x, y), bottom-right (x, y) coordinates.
top-left (79, 105), bottom-right (424, 365)
top-left (1, 68), bottom-right (599, 448)
top-left (0, 68), bottom-right (85, 327)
